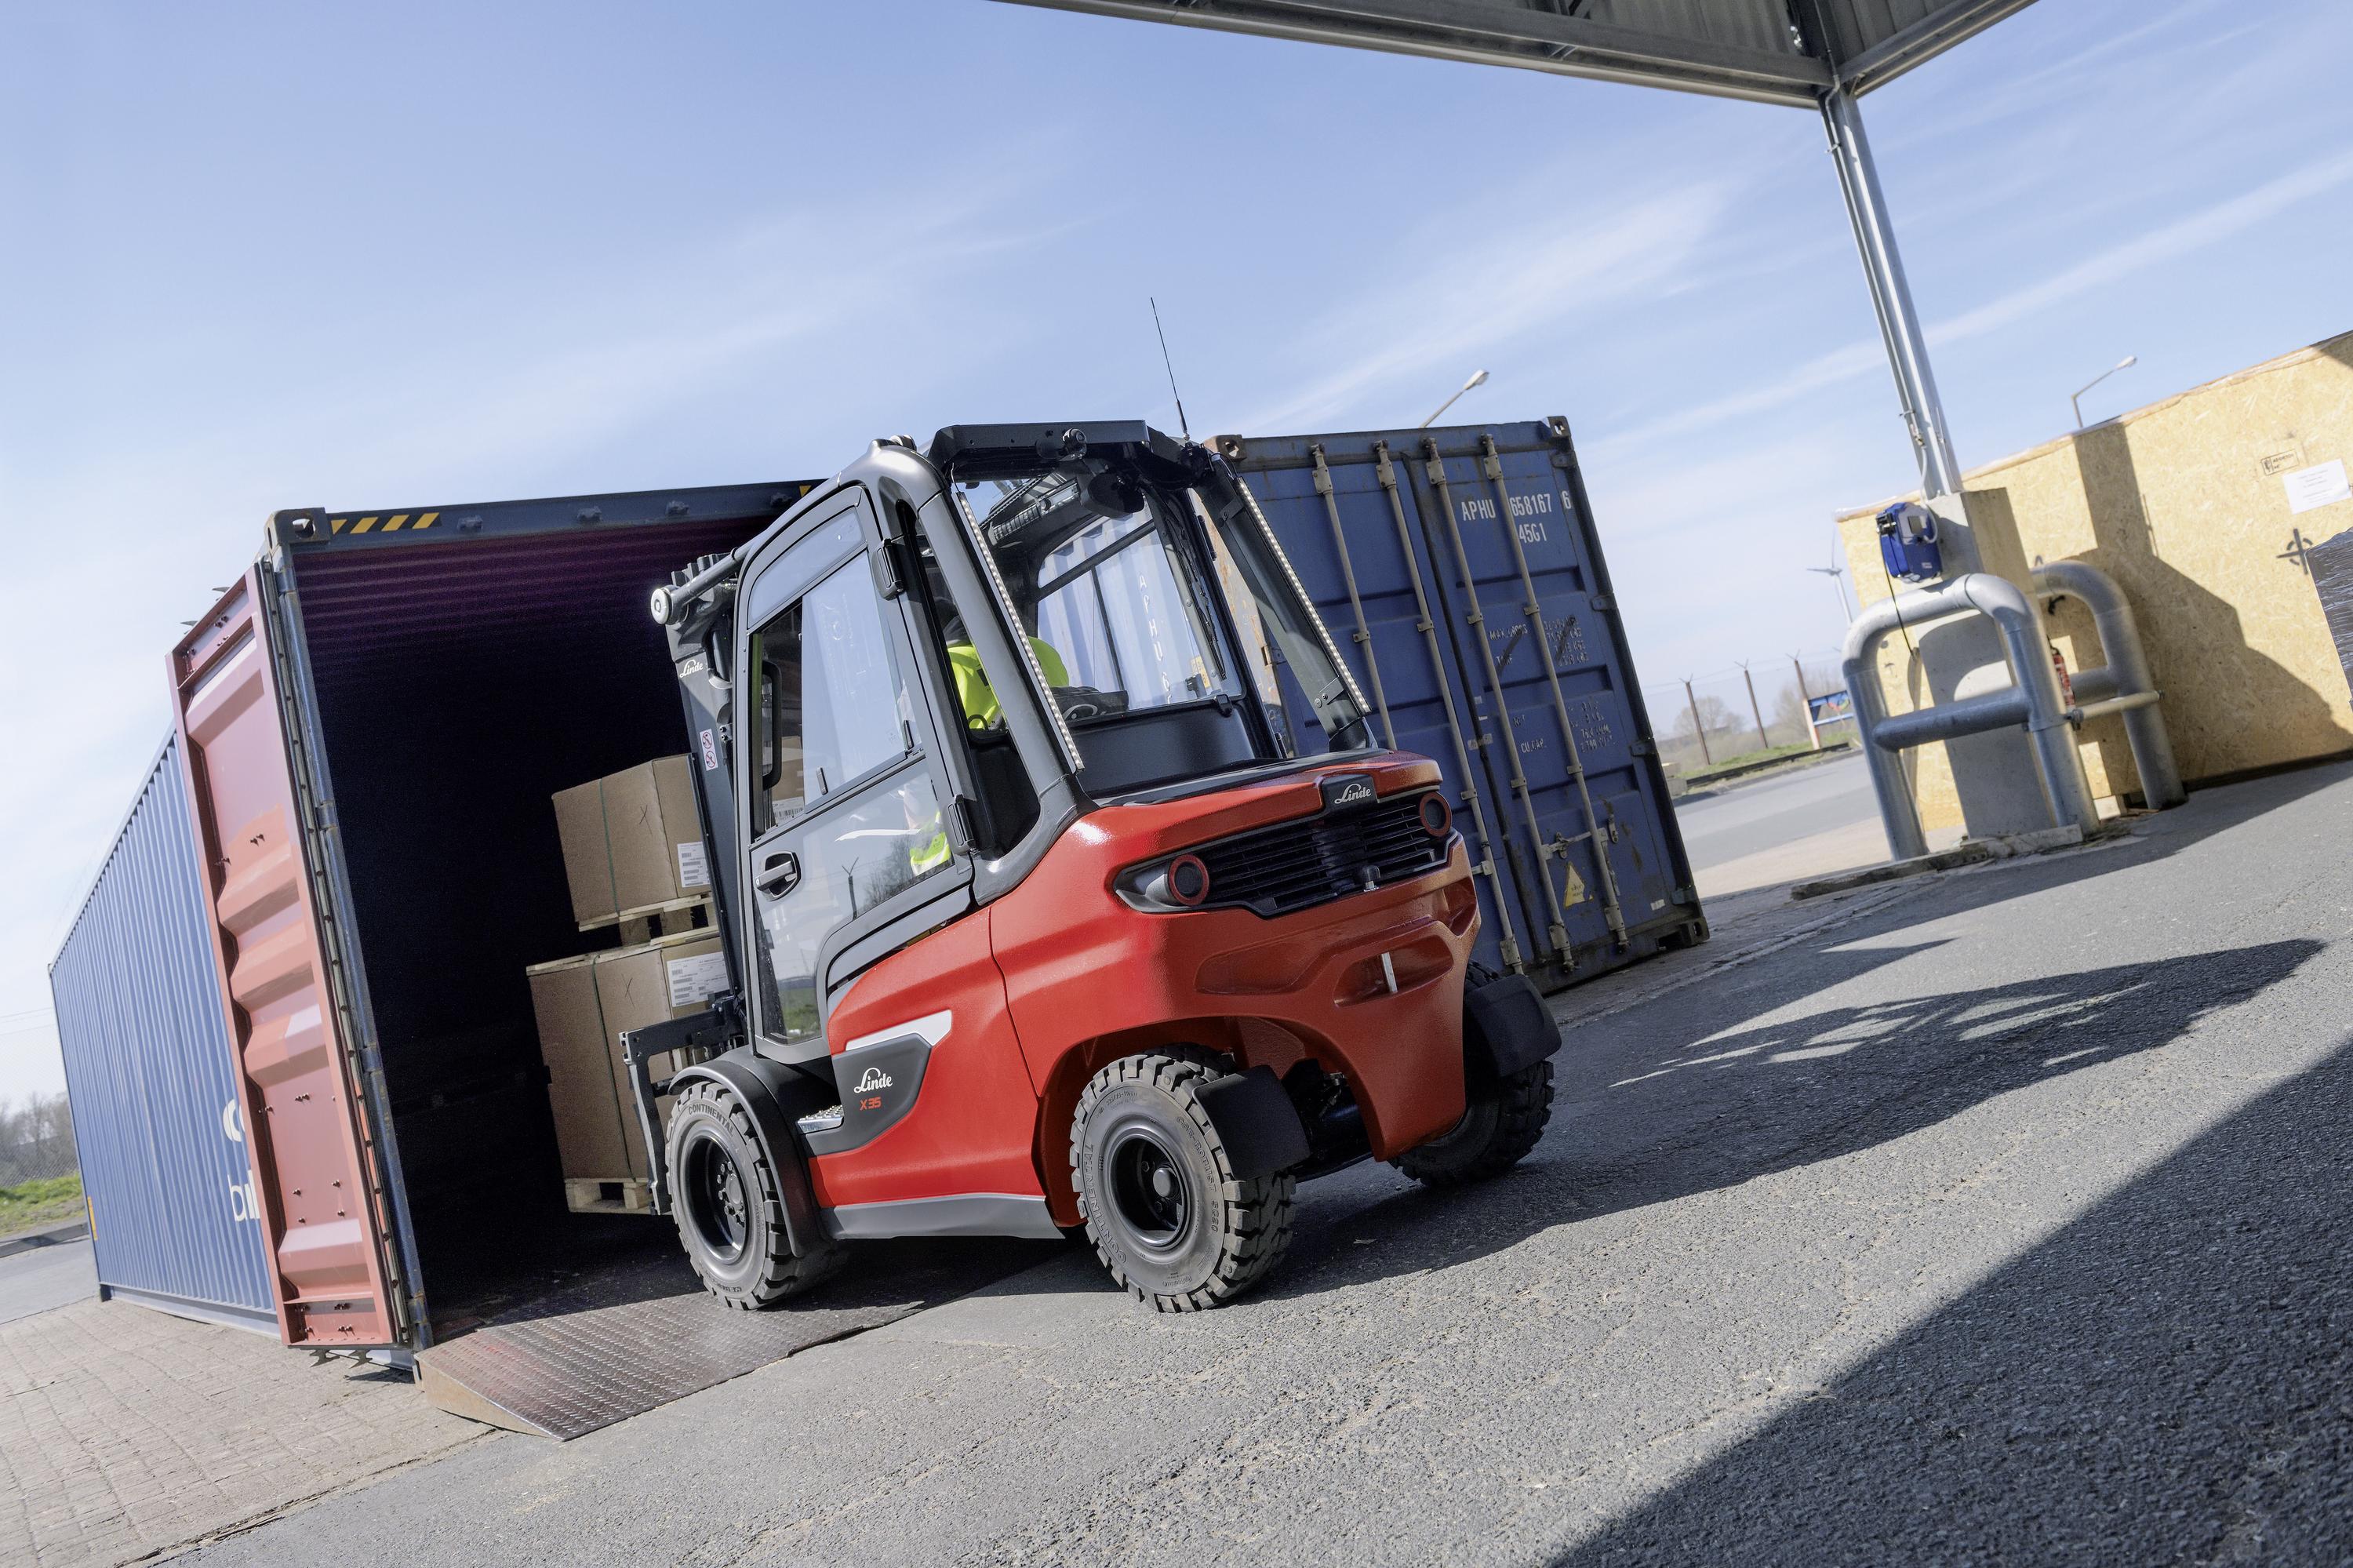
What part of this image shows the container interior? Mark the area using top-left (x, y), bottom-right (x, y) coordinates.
top-left (295, 517), bottom-right (763, 1325)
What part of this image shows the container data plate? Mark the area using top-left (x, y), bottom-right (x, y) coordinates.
top-left (416, 1231), bottom-right (1056, 1440)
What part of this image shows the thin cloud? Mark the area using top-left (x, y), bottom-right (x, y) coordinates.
top-left (1587, 144), bottom-right (2353, 461)
top-left (1231, 181), bottom-right (1735, 434)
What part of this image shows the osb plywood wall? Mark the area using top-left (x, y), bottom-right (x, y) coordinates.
top-left (1838, 329), bottom-right (2353, 835)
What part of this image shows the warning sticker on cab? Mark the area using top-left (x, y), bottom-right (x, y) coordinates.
top-left (699, 728), bottom-right (720, 772)
top-left (666, 951), bottom-right (729, 1009)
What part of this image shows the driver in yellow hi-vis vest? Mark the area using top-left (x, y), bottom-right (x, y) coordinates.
top-left (907, 636), bottom-right (1070, 875)
top-left (947, 637), bottom-right (1070, 729)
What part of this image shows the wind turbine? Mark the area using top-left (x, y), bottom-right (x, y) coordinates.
top-left (1807, 544), bottom-right (1854, 624)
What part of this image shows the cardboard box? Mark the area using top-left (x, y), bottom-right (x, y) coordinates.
top-left (553, 756), bottom-right (711, 926)
top-left (526, 930), bottom-right (731, 1183)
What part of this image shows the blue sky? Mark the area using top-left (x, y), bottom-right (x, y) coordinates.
top-left (3, 0), bottom-right (2350, 1098)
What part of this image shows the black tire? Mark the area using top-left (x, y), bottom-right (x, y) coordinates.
top-left (667, 1082), bottom-right (841, 1309)
top-left (1070, 1050), bottom-right (1296, 1312)
top-left (1391, 1060), bottom-right (1554, 1187)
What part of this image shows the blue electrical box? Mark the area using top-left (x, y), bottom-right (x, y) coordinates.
top-left (1877, 500), bottom-right (1944, 583)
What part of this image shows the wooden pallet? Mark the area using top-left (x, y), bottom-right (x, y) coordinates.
top-left (565, 1177), bottom-right (656, 1216)
top-left (579, 894), bottom-right (711, 947)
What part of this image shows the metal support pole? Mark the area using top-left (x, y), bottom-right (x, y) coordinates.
top-left (1821, 85), bottom-right (1963, 501)
top-left (1682, 678), bottom-right (1713, 766)
top-left (2031, 560), bottom-right (2186, 809)
top-left (1740, 664), bottom-right (1769, 751)
top-left (1842, 573), bottom-right (2102, 860)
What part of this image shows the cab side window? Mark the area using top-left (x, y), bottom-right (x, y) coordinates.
top-left (747, 551), bottom-right (947, 1045)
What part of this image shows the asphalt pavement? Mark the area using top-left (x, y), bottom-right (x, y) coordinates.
top-left (1674, 751), bottom-right (1933, 897)
top-left (184, 762), bottom-right (2353, 1566)
top-left (0, 1240), bottom-right (93, 1326)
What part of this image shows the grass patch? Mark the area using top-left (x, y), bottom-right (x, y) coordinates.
top-left (0, 1173), bottom-right (85, 1238)
top-left (1683, 740), bottom-right (1851, 784)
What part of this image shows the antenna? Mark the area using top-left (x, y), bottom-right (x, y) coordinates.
top-left (1150, 297), bottom-right (1191, 442)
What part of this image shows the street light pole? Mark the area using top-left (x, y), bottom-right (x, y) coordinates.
top-left (1420, 369), bottom-right (1489, 429)
top-left (2072, 355), bottom-right (2139, 429)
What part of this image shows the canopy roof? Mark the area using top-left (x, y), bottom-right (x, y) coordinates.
top-left (995, 0), bottom-right (2038, 106)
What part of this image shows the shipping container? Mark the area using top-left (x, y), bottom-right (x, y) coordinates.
top-left (1214, 420), bottom-right (1704, 988)
top-left (48, 737), bottom-right (277, 1332)
top-left (160, 480), bottom-right (815, 1353)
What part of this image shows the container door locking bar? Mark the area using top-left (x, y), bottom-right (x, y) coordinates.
top-left (1420, 439), bottom-right (1571, 963)
top-left (1310, 446), bottom-right (1396, 749)
top-left (1479, 435), bottom-right (1629, 950)
top-left (1373, 442), bottom-right (1523, 973)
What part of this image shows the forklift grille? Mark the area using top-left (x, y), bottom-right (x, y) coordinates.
top-left (1195, 791), bottom-right (1452, 918)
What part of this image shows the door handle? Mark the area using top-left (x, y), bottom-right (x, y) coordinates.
top-left (756, 849), bottom-right (801, 898)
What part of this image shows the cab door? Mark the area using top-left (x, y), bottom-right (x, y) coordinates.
top-left (732, 488), bottom-right (1049, 1221)
top-left (733, 491), bottom-right (974, 1057)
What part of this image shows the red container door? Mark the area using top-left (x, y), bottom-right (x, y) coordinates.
top-left (171, 570), bottom-right (402, 1348)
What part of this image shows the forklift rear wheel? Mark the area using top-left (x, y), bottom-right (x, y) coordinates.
top-left (1071, 1050), bottom-right (1296, 1312)
top-left (667, 1082), bottom-right (839, 1309)
top-left (1391, 1060), bottom-right (1554, 1187)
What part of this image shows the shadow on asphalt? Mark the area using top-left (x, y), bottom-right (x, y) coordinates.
top-left (1265, 936), bottom-right (2325, 1303)
top-left (1555, 1032), bottom-right (2353, 1566)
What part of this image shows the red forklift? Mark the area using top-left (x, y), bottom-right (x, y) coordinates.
top-left (626, 424), bottom-right (1561, 1312)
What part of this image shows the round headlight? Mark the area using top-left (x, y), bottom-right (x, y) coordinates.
top-left (1166, 853), bottom-right (1212, 907)
top-left (1418, 792), bottom-right (1453, 837)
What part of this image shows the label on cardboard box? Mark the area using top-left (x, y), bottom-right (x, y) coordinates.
top-left (667, 951), bottom-right (729, 1009)
top-left (676, 839), bottom-right (710, 890)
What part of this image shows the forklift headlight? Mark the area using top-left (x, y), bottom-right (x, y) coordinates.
top-left (1116, 852), bottom-right (1213, 913)
top-left (1418, 792), bottom-right (1451, 838)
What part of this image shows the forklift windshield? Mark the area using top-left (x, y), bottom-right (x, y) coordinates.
top-left (947, 453), bottom-right (1373, 794)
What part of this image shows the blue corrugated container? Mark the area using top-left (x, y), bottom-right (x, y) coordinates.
top-left (48, 736), bottom-right (277, 1333)
top-left (1218, 419), bottom-right (1705, 990)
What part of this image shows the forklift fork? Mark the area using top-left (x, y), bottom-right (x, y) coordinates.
top-left (620, 1000), bottom-right (744, 1216)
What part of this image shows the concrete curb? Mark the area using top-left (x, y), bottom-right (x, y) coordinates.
top-left (1789, 823), bottom-right (2109, 900)
top-left (1677, 744), bottom-right (1857, 802)
top-left (0, 1218), bottom-right (91, 1260)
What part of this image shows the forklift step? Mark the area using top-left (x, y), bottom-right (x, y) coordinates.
top-left (564, 1177), bottom-right (656, 1216)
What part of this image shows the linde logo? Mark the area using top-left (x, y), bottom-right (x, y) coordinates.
top-left (1333, 780), bottom-right (1373, 805)
top-left (853, 1065), bottom-right (893, 1094)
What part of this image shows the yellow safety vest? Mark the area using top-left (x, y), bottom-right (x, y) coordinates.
top-left (947, 638), bottom-right (1071, 728)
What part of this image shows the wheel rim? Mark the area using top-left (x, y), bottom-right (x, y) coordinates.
top-left (1106, 1124), bottom-right (1191, 1253)
top-left (682, 1130), bottom-right (751, 1265)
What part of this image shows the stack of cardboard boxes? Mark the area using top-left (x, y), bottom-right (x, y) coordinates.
top-left (527, 756), bottom-right (728, 1213)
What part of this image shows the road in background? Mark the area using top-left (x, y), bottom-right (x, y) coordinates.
top-left (0, 1240), bottom-right (93, 1326)
top-left (1675, 751), bottom-right (1922, 896)
top-left (177, 762), bottom-right (2353, 1566)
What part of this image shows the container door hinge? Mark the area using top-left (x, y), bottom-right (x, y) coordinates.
top-left (1590, 593), bottom-right (1616, 612)
top-left (1674, 885), bottom-right (1698, 906)
top-left (1631, 739), bottom-right (1654, 756)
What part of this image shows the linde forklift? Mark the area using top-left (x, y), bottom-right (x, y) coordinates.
top-left (626, 424), bottom-right (1560, 1311)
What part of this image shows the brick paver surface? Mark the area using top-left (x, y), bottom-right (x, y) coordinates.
top-left (0, 1299), bottom-right (493, 1566)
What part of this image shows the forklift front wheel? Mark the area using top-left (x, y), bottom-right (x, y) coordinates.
top-left (1390, 1060), bottom-right (1555, 1188)
top-left (1071, 1050), bottom-right (1297, 1313)
top-left (667, 1082), bottom-right (840, 1309)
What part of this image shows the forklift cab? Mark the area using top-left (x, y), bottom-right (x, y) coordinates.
top-left (671, 424), bottom-right (1379, 1075)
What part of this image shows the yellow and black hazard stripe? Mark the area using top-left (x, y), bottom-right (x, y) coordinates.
top-left (325, 511), bottom-right (440, 536)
